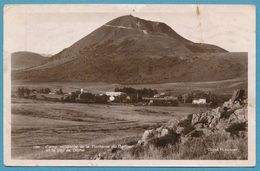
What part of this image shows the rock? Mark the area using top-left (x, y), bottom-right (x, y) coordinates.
top-left (140, 126), bottom-right (179, 147)
top-left (222, 100), bottom-right (243, 119)
top-left (178, 115), bottom-right (193, 127)
top-left (180, 136), bottom-right (189, 143)
top-left (165, 118), bottom-right (179, 131)
top-left (229, 108), bottom-right (247, 124)
top-left (231, 101), bottom-right (243, 111)
top-left (159, 128), bottom-right (169, 137)
top-left (156, 126), bottom-right (163, 133)
top-left (215, 118), bottom-right (229, 131)
top-left (176, 126), bottom-right (185, 134)
top-left (193, 123), bottom-right (204, 129)
top-left (141, 129), bottom-right (156, 145)
top-left (231, 89), bottom-right (245, 104)
top-left (177, 114), bottom-right (194, 135)
top-left (238, 131), bottom-right (248, 138)
top-left (218, 106), bottom-right (226, 116)
top-left (191, 112), bottom-right (202, 125)
top-left (155, 126), bottom-right (170, 138)
top-left (137, 140), bottom-right (143, 145)
top-left (120, 145), bottom-right (133, 151)
top-left (223, 99), bottom-right (233, 109)
top-left (191, 107), bottom-right (221, 128)
top-left (133, 91), bottom-right (247, 153)
top-left (208, 107), bottom-right (222, 128)
top-left (202, 129), bottom-right (214, 136)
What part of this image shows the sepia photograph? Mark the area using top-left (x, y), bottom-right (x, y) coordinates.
top-left (3, 4), bottom-right (256, 166)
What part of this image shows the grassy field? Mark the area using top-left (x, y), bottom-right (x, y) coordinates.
top-left (11, 97), bottom-right (208, 159)
top-left (10, 79), bottom-right (247, 159)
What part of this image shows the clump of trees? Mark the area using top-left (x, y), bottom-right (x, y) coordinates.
top-left (62, 91), bottom-right (81, 102)
top-left (55, 88), bottom-right (63, 95)
top-left (37, 88), bottom-right (51, 94)
top-left (178, 90), bottom-right (231, 106)
top-left (62, 91), bottom-right (109, 104)
top-left (17, 87), bottom-right (31, 97)
top-left (16, 87), bottom-right (55, 98)
top-left (115, 87), bottom-right (158, 103)
top-left (115, 87), bottom-right (158, 97)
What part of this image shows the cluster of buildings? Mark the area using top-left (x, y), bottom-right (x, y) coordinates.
top-left (15, 86), bottom-right (209, 106)
top-left (103, 91), bottom-right (207, 106)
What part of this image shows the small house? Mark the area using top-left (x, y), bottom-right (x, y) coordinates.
top-left (105, 91), bottom-right (126, 102)
top-left (105, 91), bottom-right (124, 97)
top-left (192, 98), bottom-right (207, 105)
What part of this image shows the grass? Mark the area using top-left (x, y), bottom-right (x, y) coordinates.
top-left (11, 97), bottom-right (208, 159)
top-left (122, 132), bottom-right (248, 160)
top-left (10, 80), bottom-right (248, 160)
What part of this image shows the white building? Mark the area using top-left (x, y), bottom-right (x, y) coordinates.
top-left (192, 98), bottom-right (207, 105)
top-left (105, 92), bottom-right (125, 102)
top-left (105, 92), bottom-right (124, 97)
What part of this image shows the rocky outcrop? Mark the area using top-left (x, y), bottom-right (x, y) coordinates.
top-left (94, 89), bottom-right (247, 160)
top-left (137, 89), bottom-right (247, 147)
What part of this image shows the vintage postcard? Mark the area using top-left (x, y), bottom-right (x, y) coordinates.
top-left (3, 4), bottom-right (256, 166)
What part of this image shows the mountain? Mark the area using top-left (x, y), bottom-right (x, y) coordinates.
top-left (11, 51), bottom-right (48, 70)
top-left (12, 15), bottom-right (247, 84)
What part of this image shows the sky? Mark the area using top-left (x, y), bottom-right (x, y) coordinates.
top-left (4, 4), bottom-right (255, 55)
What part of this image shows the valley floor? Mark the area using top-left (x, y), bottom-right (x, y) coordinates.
top-left (11, 98), bottom-right (208, 160)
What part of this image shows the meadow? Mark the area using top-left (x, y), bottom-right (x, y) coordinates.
top-left (11, 97), bottom-right (208, 159)
top-left (11, 79), bottom-right (246, 159)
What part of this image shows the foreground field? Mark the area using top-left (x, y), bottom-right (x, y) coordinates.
top-left (11, 98), bottom-right (208, 159)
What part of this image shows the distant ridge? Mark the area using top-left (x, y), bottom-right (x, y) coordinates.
top-left (11, 51), bottom-right (48, 70)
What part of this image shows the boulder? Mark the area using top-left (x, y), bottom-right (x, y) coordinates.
top-left (165, 118), bottom-right (179, 131)
top-left (141, 129), bottom-right (156, 145)
top-left (159, 128), bottom-right (169, 138)
top-left (191, 107), bottom-right (222, 128)
top-left (231, 89), bottom-right (245, 104)
top-left (193, 123), bottom-right (204, 129)
top-left (178, 115), bottom-right (193, 127)
top-left (223, 99), bottom-right (233, 109)
top-left (177, 114), bottom-right (194, 135)
top-left (136, 89), bottom-right (247, 150)
top-left (229, 108), bottom-right (247, 124)
top-left (176, 126), bottom-right (185, 134)
top-left (231, 101), bottom-right (243, 111)
top-left (208, 107), bottom-right (222, 128)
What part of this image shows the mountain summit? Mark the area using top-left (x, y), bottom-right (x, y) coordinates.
top-left (12, 15), bottom-right (247, 84)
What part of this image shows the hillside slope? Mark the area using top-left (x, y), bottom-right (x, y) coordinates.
top-left (12, 15), bottom-right (247, 84)
top-left (11, 51), bottom-right (47, 70)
